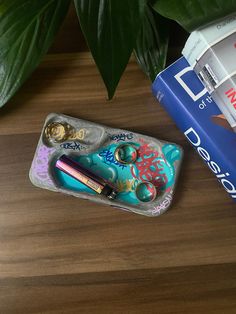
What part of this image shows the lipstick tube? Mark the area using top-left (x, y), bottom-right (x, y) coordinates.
top-left (55, 155), bottom-right (117, 200)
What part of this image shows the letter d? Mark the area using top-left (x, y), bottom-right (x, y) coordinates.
top-left (175, 67), bottom-right (207, 101)
top-left (184, 127), bottom-right (201, 146)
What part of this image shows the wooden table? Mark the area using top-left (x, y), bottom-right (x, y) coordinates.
top-left (0, 7), bottom-right (236, 314)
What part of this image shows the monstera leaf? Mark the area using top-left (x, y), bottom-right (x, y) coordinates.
top-left (0, 0), bottom-right (70, 108)
top-left (134, 5), bottom-right (169, 82)
top-left (151, 0), bottom-right (236, 32)
top-left (74, 0), bottom-right (146, 99)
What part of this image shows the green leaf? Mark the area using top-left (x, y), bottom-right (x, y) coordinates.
top-left (0, 0), bottom-right (71, 108)
top-left (151, 0), bottom-right (236, 32)
top-left (74, 0), bottom-right (146, 99)
top-left (134, 6), bottom-right (169, 82)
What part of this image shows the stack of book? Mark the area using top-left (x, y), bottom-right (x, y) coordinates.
top-left (152, 39), bottom-right (236, 200)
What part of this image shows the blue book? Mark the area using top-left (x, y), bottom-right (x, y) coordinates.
top-left (152, 56), bottom-right (236, 201)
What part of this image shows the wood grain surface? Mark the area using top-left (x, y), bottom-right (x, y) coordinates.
top-left (0, 6), bottom-right (236, 314)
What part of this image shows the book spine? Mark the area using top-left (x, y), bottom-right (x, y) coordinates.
top-left (152, 75), bottom-right (236, 201)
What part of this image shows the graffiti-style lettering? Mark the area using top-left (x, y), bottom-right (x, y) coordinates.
top-left (110, 133), bottom-right (133, 142)
top-left (99, 149), bottom-right (127, 170)
top-left (60, 142), bottom-right (85, 151)
top-left (131, 143), bottom-right (168, 187)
